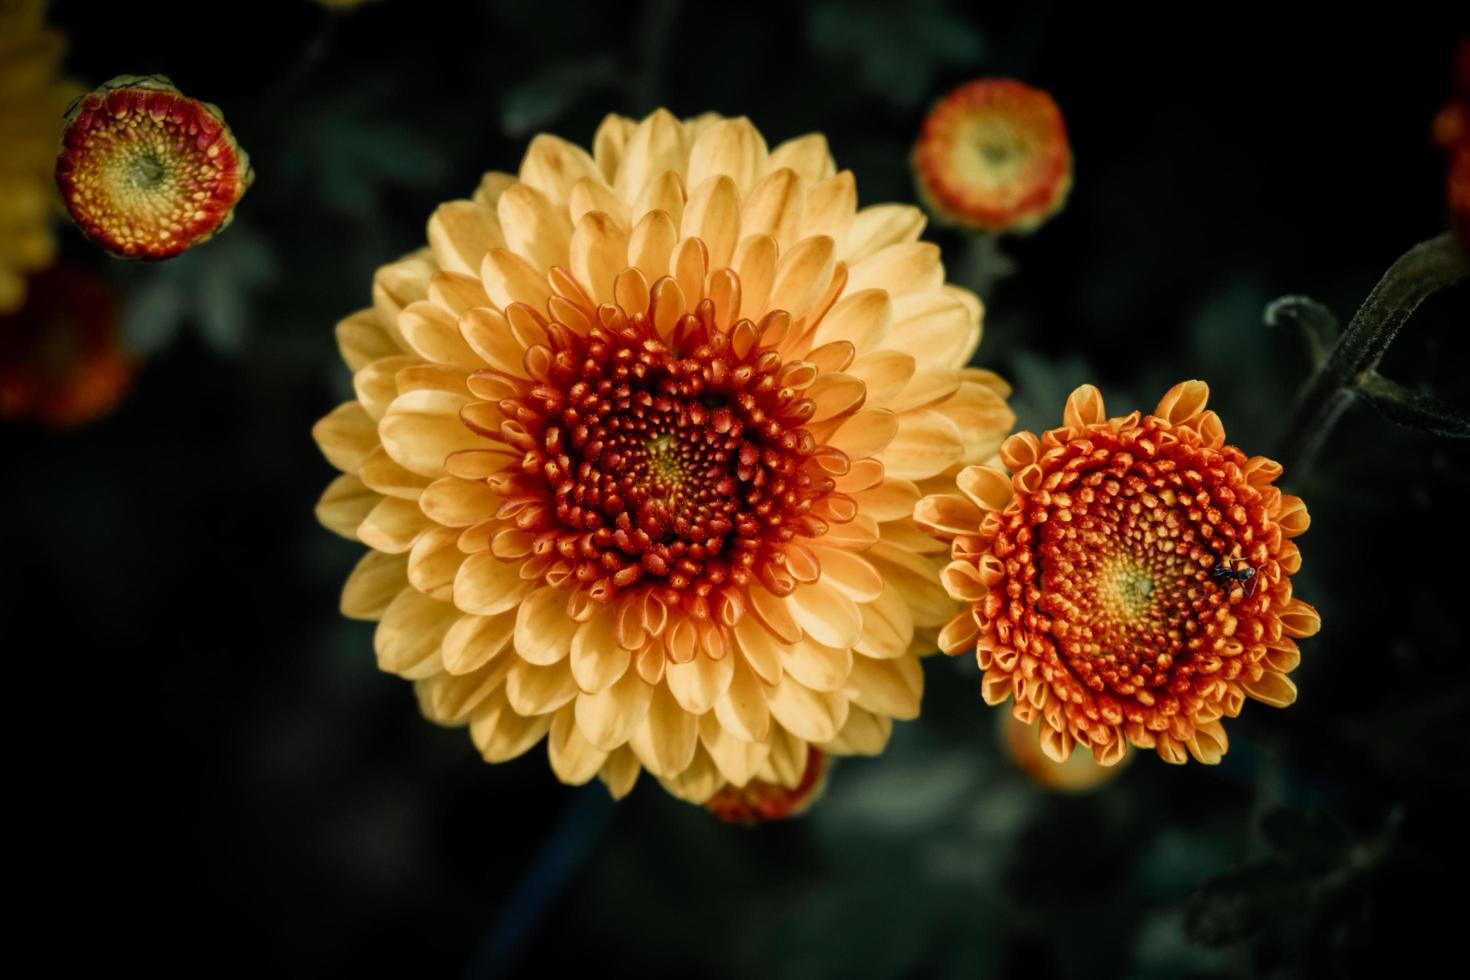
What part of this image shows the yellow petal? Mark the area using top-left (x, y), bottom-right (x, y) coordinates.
top-left (614, 108), bottom-right (688, 200)
top-left (407, 525), bottom-right (465, 601)
top-left (685, 116), bottom-right (768, 197)
top-left (844, 204), bottom-right (926, 264)
top-left (317, 474), bottom-right (378, 540)
top-left (379, 389), bottom-right (481, 477)
top-left (341, 551), bottom-right (408, 621)
top-left (569, 210), bottom-right (629, 306)
top-left (375, 588), bottom-right (455, 679)
top-left (453, 550), bottom-right (530, 615)
top-left (498, 182), bottom-right (572, 273)
top-left (627, 208), bottom-right (679, 281)
top-left (576, 669), bottom-right (654, 751)
top-left (783, 634), bottom-right (853, 693)
top-left (767, 674), bottom-right (848, 743)
top-left (741, 167), bottom-right (804, 246)
top-left (547, 706), bottom-right (608, 785)
top-left (767, 234), bottom-right (835, 321)
top-left (519, 133), bottom-right (602, 203)
top-left (666, 651), bottom-right (735, 714)
top-left (801, 171), bottom-right (857, 246)
top-left (1064, 384), bottom-right (1107, 428)
top-left (480, 247), bottom-right (553, 312)
top-left (855, 581), bottom-right (915, 659)
top-left (427, 200), bottom-right (504, 277)
top-left (786, 579), bottom-right (862, 649)
top-left (883, 409), bottom-right (965, 480)
top-left (513, 587), bottom-right (577, 665)
top-left (847, 241), bottom-right (943, 298)
top-left (847, 653), bottom-right (922, 720)
top-left (768, 132), bottom-right (836, 183)
top-left (336, 309), bottom-right (401, 371)
top-left (570, 614), bottom-right (632, 694)
top-left (313, 401), bottom-right (377, 473)
top-left (357, 496), bottom-right (431, 554)
top-left (886, 292), bottom-right (978, 371)
top-left (810, 288), bottom-right (891, 354)
top-left (441, 610), bottom-right (517, 675)
top-left (829, 409), bottom-right (898, 460)
top-left (506, 658), bottom-right (579, 715)
top-left (809, 546), bottom-right (883, 603)
top-left (598, 744), bottom-right (642, 799)
top-left (713, 659), bottom-right (773, 742)
top-left (681, 175), bottom-right (741, 271)
top-left (1242, 670), bottom-right (1297, 707)
top-left (470, 690), bottom-right (553, 762)
top-left (823, 706), bottom-right (892, 755)
top-left (868, 541), bottom-right (952, 627)
top-left (398, 300), bottom-right (483, 369)
top-left (629, 682), bottom-right (699, 777)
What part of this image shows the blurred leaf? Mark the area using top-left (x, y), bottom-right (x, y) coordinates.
top-left (118, 224), bottom-right (279, 356)
top-left (1356, 371), bottom-right (1470, 438)
top-left (500, 56), bottom-right (621, 138)
top-left (808, 0), bottom-right (983, 108)
top-left (1007, 349), bottom-right (1098, 434)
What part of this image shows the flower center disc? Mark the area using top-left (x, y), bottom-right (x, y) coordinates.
top-left (487, 296), bottom-right (846, 611)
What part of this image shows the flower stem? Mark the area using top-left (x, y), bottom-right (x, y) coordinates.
top-left (1277, 233), bottom-right (1468, 477)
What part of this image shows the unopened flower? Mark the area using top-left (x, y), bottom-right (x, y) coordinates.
top-left (314, 110), bottom-right (1013, 804)
top-left (0, 265), bottom-right (134, 427)
top-left (917, 382), bottom-right (1318, 767)
top-left (998, 711), bottom-right (1123, 793)
top-left (55, 75), bottom-right (252, 260)
top-left (0, 0), bottom-right (82, 312)
top-left (913, 79), bottom-right (1072, 234)
top-left (705, 748), bottom-right (828, 823)
top-left (1432, 40), bottom-right (1470, 245)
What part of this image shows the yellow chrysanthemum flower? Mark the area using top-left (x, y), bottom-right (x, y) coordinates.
top-left (313, 110), bottom-right (1013, 804)
top-left (0, 0), bottom-right (81, 312)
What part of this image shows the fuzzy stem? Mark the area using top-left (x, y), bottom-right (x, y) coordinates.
top-left (1277, 233), bottom-right (1468, 476)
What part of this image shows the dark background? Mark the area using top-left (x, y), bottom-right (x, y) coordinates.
top-left (7, 2), bottom-right (1469, 977)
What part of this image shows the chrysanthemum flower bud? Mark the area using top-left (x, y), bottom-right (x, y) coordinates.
top-left (0, 265), bottom-right (134, 427)
top-left (917, 381), bottom-right (1318, 768)
top-left (912, 79), bottom-right (1072, 234)
top-left (1432, 41), bottom-right (1470, 246)
top-left (705, 748), bottom-right (828, 823)
top-left (55, 75), bottom-right (252, 260)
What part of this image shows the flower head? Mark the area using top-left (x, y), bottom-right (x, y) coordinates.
top-left (705, 747), bottom-right (828, 823)
top-left (314, 110), bottom-right (1013, 803)
top-left (55, 75), bottom-right (252, 260)
top-left (0, 265), bottom-right (134, 427)
top-left (0, 0), bottom-right (82, 311)
top-left (1432, 40), bottom-right (1470, 246)
top-left (917, 382), bottom-right (1318, 767)
top-left (912, 79), bottom-right (1072, 234)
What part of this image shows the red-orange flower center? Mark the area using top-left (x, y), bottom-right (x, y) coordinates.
top-left (54, 77), bottom-right (251, 260)
top-left (478, 297), bottom-right (848, 621)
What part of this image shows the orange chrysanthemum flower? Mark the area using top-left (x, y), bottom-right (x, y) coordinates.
top-left (912, 79), bottom-right (1072, 234)
top-left (998, 711), bottom-right (1123, 793)
top-left (916, 382), bottom-right (1318, 767)
top-left (314, 110), bottom-right (1013, 804)
top-left (0, 264), bottom-right (134, 427)
top-left (55, 75), bottom-right (252, 260)
top-left (705, 747), bottom-right (828, 823)
top-left (0, 0), bottom-right (82, 312)
top-left (1432, 41), bottom-right (1470, 246)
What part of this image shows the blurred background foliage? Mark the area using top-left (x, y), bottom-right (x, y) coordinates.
top-left (6, 1), bottom-right (1469, 977)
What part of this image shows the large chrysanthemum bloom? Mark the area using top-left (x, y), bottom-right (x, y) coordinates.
top-left (313, 110), bottom-right (1013, 803)
top-left (0, 264), bottom-right (134, 427)
top-left (705, 747), bottom-right (828, 823)
top-left (912, 79), bottom-right (1072, 234)
top-left (0, 0), bottom-right (82, 312)
top-left (54, 75), bottom-right (252, 260)
top-left (916, 382), bottom-right (1318, 767)
top-left (1432, 41), bottom-right (1470, 246)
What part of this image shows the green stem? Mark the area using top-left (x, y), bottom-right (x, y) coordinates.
top-left (1276, 233), bottom-right (1468, 477)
